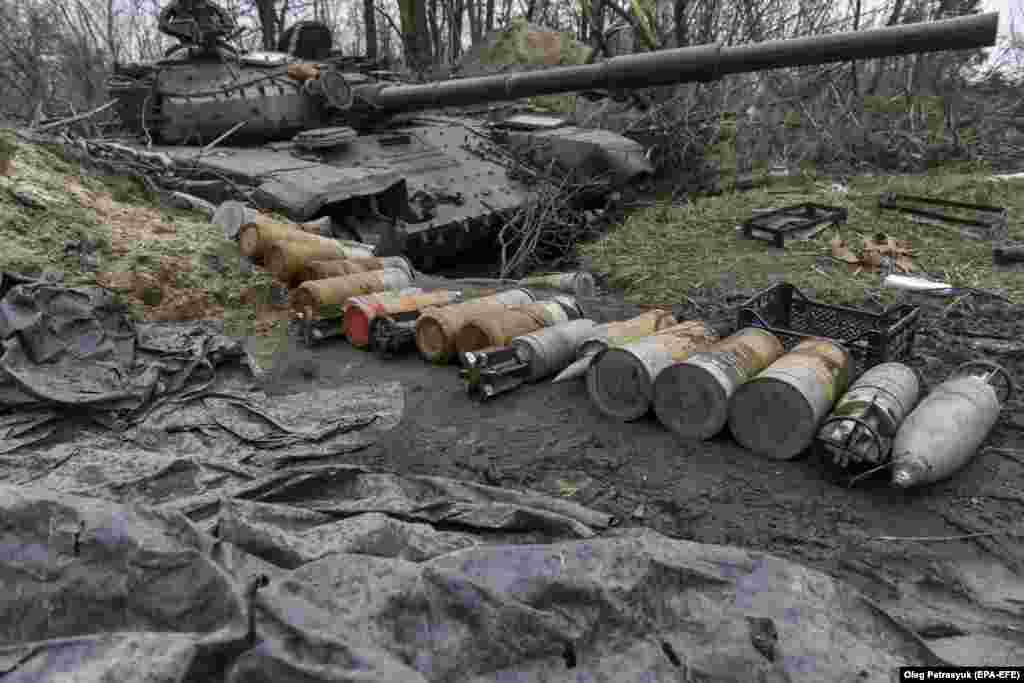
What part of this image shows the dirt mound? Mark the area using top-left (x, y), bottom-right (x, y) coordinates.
top-left (0, 130), bottom-right (284, 342)
top-left (456, 18), bottom-right (592, 78)
top-left (65, 177), bottom-right (178, 255)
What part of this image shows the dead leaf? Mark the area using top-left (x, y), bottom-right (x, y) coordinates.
top-left (894, 255), bottom-right (917, 273)
top-left (830, 236), bottom-right (860, 264)
top-left (286, 63), bottom-right (320, 82)
top-left (861, 248), bottom-right (884, 270)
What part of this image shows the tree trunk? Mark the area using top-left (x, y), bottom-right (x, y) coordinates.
top-left (485, 0), bottom-right (496, 32)
top-left (673, 0), bottom-right (688, 47)
top-left (364, 0), bottom-right (378, 59)
top-left (428, 0), bottom-right (441, 64)
top-left (256, 0), bottom-right (277, 50)
top-left (467, 0), bottom-right (483, 44)
top-left (866, 0), bottom-right (905, 94)
top-left (399, 0), bottom-right (433, 73)
top-left (450, 0), bottom-right (465, 61)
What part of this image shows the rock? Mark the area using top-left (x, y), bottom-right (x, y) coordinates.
top-left (12, 189), bottom-right (45, 210)
top-left (79, 253), bottom-right (100, 272)
top-left (269, 284), bottom-right (289, 306)
top-left (203, 253), bottom-right (228, 274)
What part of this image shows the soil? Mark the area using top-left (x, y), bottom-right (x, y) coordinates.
top-left (259, 284), bottom-right (1024, 664)
top-left (64, 178), bottom-right (177, 255)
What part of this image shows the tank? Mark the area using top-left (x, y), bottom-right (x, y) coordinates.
top-left (105, 3), bottom-right (998, 271)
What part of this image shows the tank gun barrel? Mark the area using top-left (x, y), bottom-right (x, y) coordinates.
top-left (356, 12), bottom-right (997, 112)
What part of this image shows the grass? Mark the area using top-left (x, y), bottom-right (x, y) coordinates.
top-left (0, 129), bottom-right (290, 364)
top-left (581, 164), bottom-right (1024, 308)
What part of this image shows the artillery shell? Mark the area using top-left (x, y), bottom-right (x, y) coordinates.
top-left (586, 321), bottom-right (719, 422)
top-left (290, 268), bottom-right (413, 317)
top-left (239, 216), bottom-right (372, 262)
top-left (344, 289), bottom-right (462, 348)
top-left (454, 298), bottom-right (582, 354)
top-left (518, 271), bottom-right (596, 297)
top-left (512, 319), bottom-right (599, 383)
top-left (891, 362), bottom-right (1010, 488)
top-left (303, 256), bottom-right (412, 282)
top-left (551, 309), bottom-right (678, 384)
top-left (728, 338), bottom-right (852, 460)
top-left (266, 240), bottom-right (377, 287)
top-left (415, 288), bottom-right (536, 363)
top-left (816, 362), bottom-right (921, 467)
top-left (652, 327), bottom-right (785, 440)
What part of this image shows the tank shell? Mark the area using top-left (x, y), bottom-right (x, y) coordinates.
top-left (344, 289), bottom-right (461, 348)
top-left (653, 327), bottom-right (785, 440)
top-left (454, 300), bottom-right (580, 353)
top-left (511, 319), bottom-right (599, 382)
top-left (817, 362), bottom-right (921, 466)
top-left (415, 288), bottom-right (535, 362)
top-left (891, 376), bottom-right (1001, 487)
top-left (291, 268), bottom-right (413, 315)
top-left (586, 321), bottom-right (719, 422)
top-left (728, 338), bottom-right (852, 460)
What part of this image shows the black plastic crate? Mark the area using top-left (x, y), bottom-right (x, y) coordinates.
top-left (736, 282), bottom-right (919, 376)
top-left (740, 203), bottom-right (847, 248)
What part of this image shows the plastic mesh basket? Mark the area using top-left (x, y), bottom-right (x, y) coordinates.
top-left (736, 282), bottom-right (919, 377)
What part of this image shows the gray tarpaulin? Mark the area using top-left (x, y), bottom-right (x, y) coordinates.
top-left (0, 274), bottom-right (958, 681)
top-left (0, 275), bottom-right (404, 467)
top-left (0, 485), bottom-right (948, 683)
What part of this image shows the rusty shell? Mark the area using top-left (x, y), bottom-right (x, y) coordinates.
top-left (454, 299), bottom-right (580, 354)
top-left (303, 256), bottom-right (412, 281)
top-left (344, 289), bottom-right (462, 348)
top-left (291, 268), bottom-right (414, 317)
top-left (266, 240), bottom-right (377, 286)
top-left (415, 288), bottom-right (536, 363)
top-left (653, 327), bottom-right (785, 440)
top-left (586, 320), bottom-right (719, 422)
top-left (550, 309), bottom-right (678, 384)
top-left (728, 338), bottom-right (852, 460)
top-left (239, 216), bottom-right (371, 262)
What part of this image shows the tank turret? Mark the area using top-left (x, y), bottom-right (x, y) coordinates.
top-left (111, 10), bottom-right (997, 145)
top-left (103, 7), bottom-right (999, 270)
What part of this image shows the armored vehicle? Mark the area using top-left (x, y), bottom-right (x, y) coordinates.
top-left (106, 2), bottom-right (998, 270)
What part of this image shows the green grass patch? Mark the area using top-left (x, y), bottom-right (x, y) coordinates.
top-left (0, 128), bottom-right (276, 318)
top-left (581, 167), bottom-right (1024, 307)
top-left (480, 17), bottom-right (592, 68)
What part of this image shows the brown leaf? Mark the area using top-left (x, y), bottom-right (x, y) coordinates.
top-left (861, 248), bottom-right (884, 270)
top-left (895, 255), bottom-right (917, 273)
top-left (286, 63), bottom-right (320, 82)
top-left (831, 236), bottom-right (860, 264)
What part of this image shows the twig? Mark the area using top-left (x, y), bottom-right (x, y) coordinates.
top-left (197, 121), bottom-right (247, 158)
top-left (987, 447), bottom-right (1024, 467)
top-left (16, 448), bottom-right (82, 485)
top-left (870, 529), bottom-right (1024, 542)
top-left (34, 100), bottom-right (119, 131)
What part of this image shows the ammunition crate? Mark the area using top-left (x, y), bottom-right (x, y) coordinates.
top-left (736, 282), bottom-right (919, 377)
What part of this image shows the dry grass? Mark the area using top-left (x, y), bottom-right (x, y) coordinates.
top-left (581, 165), bottom-right (1024, 307)
top-left (0, 129), bottom-right (292, 365)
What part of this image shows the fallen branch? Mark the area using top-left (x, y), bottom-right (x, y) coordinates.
top-left (33, 99), bottom-right (119, 132)
top-left (870, 529), bottom-right (1024, 542)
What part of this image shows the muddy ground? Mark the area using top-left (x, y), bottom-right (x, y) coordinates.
top-left (261, 282), bottom-right (1024, 665)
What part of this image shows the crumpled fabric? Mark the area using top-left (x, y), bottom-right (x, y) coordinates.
top-left (0, 486), bottom-right (948, 683)
top-left (0, 278), bottom-right (248, 416)
top-left (0, 276), bottom-right (403, 465)
top-left (0, 485), bottom-right (253, 683)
